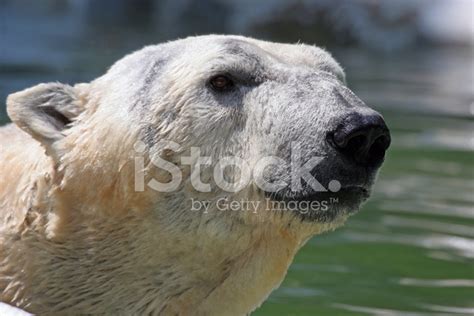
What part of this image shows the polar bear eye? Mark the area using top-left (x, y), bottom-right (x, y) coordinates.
top-left (209, 75), bottom-right (234, 92)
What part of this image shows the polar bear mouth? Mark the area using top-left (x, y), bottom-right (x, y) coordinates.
top-left (264, 186), bottom-right (371, 222)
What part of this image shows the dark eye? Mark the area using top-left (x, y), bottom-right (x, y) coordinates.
top-left (209, 75), bottom-right (234, 92)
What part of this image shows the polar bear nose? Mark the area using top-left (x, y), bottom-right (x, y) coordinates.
top-left (328, 113), bottom-right (391, 168)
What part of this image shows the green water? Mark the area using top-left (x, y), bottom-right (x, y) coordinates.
top-left (0, 15), bottom-right (472, 314)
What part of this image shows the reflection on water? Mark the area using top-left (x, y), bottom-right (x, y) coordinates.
top-left (1, 2), bottom-right (473, 315)
top-left (335, 303), bottom-right (474, 316)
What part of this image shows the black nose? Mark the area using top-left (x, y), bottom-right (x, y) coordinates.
top-left (328, 113), bottom-right (391, 168)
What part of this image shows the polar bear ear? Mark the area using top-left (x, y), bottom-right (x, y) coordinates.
top-left (6, 82), bottom-right (87, 158)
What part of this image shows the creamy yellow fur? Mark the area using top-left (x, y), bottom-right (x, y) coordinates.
top-left (0, 124), bottom-right (343, 314)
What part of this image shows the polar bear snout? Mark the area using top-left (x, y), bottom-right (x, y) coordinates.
top-left (327, 112), bottom-right (391, 168)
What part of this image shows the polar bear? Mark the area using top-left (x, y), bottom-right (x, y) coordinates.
top-left (0, 35), bottom-right (390, 315)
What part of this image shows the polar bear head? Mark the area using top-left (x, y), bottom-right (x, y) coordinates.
top-left (7, 34), bottom-right (390, 233)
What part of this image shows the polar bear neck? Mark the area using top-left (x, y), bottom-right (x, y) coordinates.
top-left (0, 123), bottom-right (342, 314)
top-left (5, 202), bottom-right (308, 315)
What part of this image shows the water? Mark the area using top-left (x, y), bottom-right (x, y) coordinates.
top-left (1, 3), bottom-right (473, 315)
